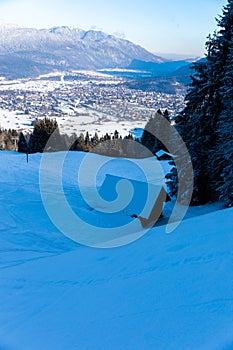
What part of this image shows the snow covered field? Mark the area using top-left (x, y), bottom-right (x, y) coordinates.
top-left (0, 72), bottom-right (148, 138)
top-left (0, 84), bottom-right (147, 138)
top-left (0, 107), bottom-right (146, 138)
top-left (0, 151), bottom-right (233, 349)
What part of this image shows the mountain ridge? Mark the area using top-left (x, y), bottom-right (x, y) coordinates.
top-left (0, 24), bottom-right (164, 79)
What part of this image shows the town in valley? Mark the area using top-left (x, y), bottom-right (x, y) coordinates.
top-left (0, 70), bottom-right (185, 140)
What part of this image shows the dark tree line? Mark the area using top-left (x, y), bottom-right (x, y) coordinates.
top-left (18, 118), bottom-right (62, 154)
top-left (140, 109), bottom-right (170, 154)
top-left (18, 117), bottom-right (136, 157)
top-left (0, 128), bottom-right (18, 151)
top-left (166, 0), bottom-right (233, 207)
top-left (17, 110), bottom-right (173, 159)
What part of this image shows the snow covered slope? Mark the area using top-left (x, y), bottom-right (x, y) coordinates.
top-left (0, 151), bottom-right (233, 349)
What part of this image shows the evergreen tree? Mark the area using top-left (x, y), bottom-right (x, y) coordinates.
top-left (0, 129), bottom-right (17, 151)
top-left (141, 110), bottom-right (171, 155)
top-left (84, 131), bottom-right (90, 145)
top-left (18, 132), bottom-right (29, 153)
top-left (113, 130), bottom-right (119, 139)
top-left (141, 113), bottom-right (158, 154)
top-left (78, 133), bottom-right (85, 151)
top-left (153, 109), bottom-right (170, 153)
top-left (71, 132), bottom-right (85, 151)
top-left (215, 33), bottom-right (233, 206)
top-left (29, 117), bottom-right (63, 153)
top-left (168, 0), bottom-right (233, 205)
top-left (91, 132), bottom-right (99, 147)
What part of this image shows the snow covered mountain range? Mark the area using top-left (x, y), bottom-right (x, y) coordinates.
top-left (0, 23), bottom-right (164, 78)
top-left (0, 150), bottom-right (233, 349)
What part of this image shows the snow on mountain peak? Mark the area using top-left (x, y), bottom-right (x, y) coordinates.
top-left (0, 24), bottom-right (164, 78)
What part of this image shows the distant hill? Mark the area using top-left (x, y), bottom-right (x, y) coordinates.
top-left (171, 64), bottom-right (193, 84)
top-left (128, 59), bottom-right (191, 76)
top-left (122, 58), bottom-right (206, 93)
top-left (124, 76), bottom-right (187, 95)
top-left (0, 24), bottom-right (164, 79)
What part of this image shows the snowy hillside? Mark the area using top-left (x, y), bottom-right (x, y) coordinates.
top-left (0, 24), bottom-right (163, 78)
top-left (0, 151), bottom-right (233, 349)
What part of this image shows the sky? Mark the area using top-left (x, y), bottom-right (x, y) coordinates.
top-left (0, 0), bottom-right (228, 57)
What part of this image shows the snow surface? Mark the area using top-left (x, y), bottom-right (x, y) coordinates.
top-left (0, 103), bottom-right (146, 137)
top-left (0, 151), bottom-right (233, 349)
